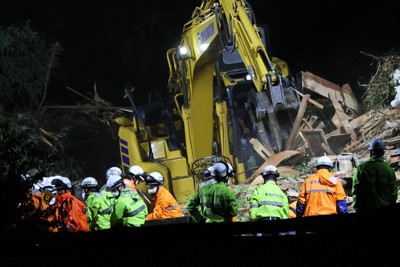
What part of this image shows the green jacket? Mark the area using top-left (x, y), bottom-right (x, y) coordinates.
top-left (110, 187), bottom-right (148, 227)
top-left (101, 187), bottom-right (117, 206)
top-left (352, 156), bottom-right (398, 212)
top-left (86, 192), bottom-right (112, 231)
top-left (186, 181), bottom-right (238, 223)
top-left (249, 180), bottom-right (289, 220)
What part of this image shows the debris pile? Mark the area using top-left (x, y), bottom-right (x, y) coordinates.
top-left (233, 53), bottom-right (400, 220)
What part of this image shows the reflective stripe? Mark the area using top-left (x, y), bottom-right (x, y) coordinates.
top-left (259, 200), bottom-right (284, 207)
top-left (124, 204), bottom-right (146, 217)
top-left (166, 204), bottom-right (179, 210)
top-left (250, 204), bottom-right (259, 209)
top-left (305, 188), bottom-right (334, 194)
top-left (100, 204), bottom-right (113, 215)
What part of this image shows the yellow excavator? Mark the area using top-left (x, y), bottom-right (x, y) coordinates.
top-left (116, 0), bottom-right (300, 204)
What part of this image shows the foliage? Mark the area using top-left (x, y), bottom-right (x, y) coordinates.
top-left (0, 23), bottom-right (57, 111)
top-left (360, 50), bottom-right (400, 110)
top-left (234, 184), bottom-right (253, 222)
top-left (0, 109), bottom-right (82, 183)
top-left (0, 24), bottom-right (83, 184)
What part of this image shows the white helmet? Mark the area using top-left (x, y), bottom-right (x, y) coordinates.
top-left (79, 177), bottom-right (99, 189)
top-left (316, 156), bottom-right (333, 167)
top-left (262, 165), bottom-right (280, 177)
top-left (226, 163), bottom-right (236, 177)
top-left (106, 174), bottom-right (124, 191)
top-left (211, 163), bottom-right (227, 178)
top-left (202, 166), bottom-right (213, 181)
top-left (106, 167), bottom-right (122, 179)
top-left (128, 165), bottom-right (144, 175)
top-left (32, 176), bottom-right (56, 194)
top-left (41, 176), bottom-right (58, 192)
top-left (60, 176), bottom-right (72, 188)
top-left (51, 176), bottom-right (71, 190)
top-left (147, 172), bottom-right (164, 185)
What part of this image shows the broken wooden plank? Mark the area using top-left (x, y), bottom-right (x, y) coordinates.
top-left (326, 109), bottom-right (373, 139)
top-left (301, 71), bottom-right (344, 102)
top-left (293, 117), bottom-right (318, 150)
top-left (249, 138), bottom-right (272, 159)
top-left (331, 97), bottom-right (357, 142)
top-left (300, 128), bottom-right (332, 157)
top-left (245, 150), bottom-right (302, 184)
top-left (285, 94), bottom-right (310, 150)
top-left (302, 118), bottom-right (313, 129)
top-left (341, 83), bottom-right (362, 115)
top-left (292, 87), bottom-right (323, 109)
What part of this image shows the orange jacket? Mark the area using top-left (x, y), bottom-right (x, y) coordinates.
top-left (17, 193), bottom-right (58, 232)
top-left (31, 193), bottom-right (49, 211)
top-left (124, 178), bottom-right (136, 190)
top-left (289, 201), bottom-right (297, 219)
top-left (54, 192), bottom-right (89, 232)
top-left (145, 186), bottom-right (182, 220)
top-left (297, 168), bottom-right (347, 216)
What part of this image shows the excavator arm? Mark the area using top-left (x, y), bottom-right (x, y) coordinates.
top-left (170, 0), bottom-right (300, 171)
top-left (116, 0), bottom-right (301, 204)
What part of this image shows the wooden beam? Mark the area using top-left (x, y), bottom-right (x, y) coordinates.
top-left (249, 138), bottom-right (273, 159)
top-left (331, 97), bottom-right (357, 142)
top-left (285, 94), bottom-right (310, 150)
top-left (292, 87), bottom-right (324, 109)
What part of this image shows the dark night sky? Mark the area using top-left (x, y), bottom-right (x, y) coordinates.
top-left (1, 0), bottom-right (399, 105)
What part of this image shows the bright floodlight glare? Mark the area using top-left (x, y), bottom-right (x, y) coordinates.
top-left (179, 46), bottom-right (188, 55)
top-left (199, 43), bottom-right (209, 51)
top-left (246, 74), bottom-right (252, 81)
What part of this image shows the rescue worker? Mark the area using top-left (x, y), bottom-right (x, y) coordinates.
top-left (226, 162), bottom-right (236, 190)
top-left (226, 162), bottom-right (237, 222)
top-left (186, 162), bottom-right (238, 223)
top-left (123, 165), bottom-right (146, 190)
top-left (107, 174), bottom-right (148, 227)
top-left (296, 156), bottom-right (348, 217)
top-left (249, 165), bottom-right (289, 221)
top-left (352, 137), bottom-right (398, 213)
top-left (198, 166), bottom-right (215, 188)
top-left (106, 166), bottom-right (122, 179)
top-left (51, 177), bottom-right (89, 232)
top-left (101, 166), bottom-right (122, 209)
top-left (145, 172), bottom-right (183, 220)
top-left (16, 176), bottom-right (58, 232)
top-left (79, 177), bottom-right (112, 230)
top-left (123, 165), bottom-right (151, 204)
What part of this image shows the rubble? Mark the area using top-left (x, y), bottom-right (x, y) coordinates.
top-left (232, 71), bottom-right (400, 221)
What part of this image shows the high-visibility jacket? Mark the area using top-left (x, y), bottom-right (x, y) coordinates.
top-left (101, 187), bottom-right (117, 207)
top-left (227, 184), bottom-right (237, 222)
top-left (186, 181), bottom-right (238, 223)
top-left (249, 180), bottom-right (289, 220)
top-left (146, 186), bottom-right (182, 220)
top-left (86, 192), bottom-right (112, 230)
top-left (110, 187), bottom-right (148, 227)
top-left (54, 192), bottom-right (90, 232)
top-left (352, 156), bottom-right (398, 213)
top-left (296, 168), bottom-right (348, 217)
